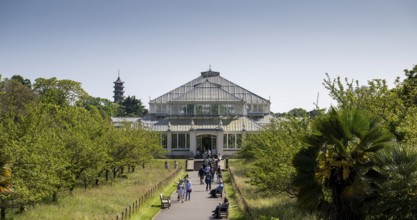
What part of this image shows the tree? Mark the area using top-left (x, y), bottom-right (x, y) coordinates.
top-left (397, 65), bottom-right (417, 107)
top-left (292, 108), bottom-right (394, 219)
top-left (323, 64), bottom-right (417, 143)
top-left (287, 108), bottom-right (308, 117)
top-left (77, 96), bottom-right (118, 119)
top-left (33, 77), bottom-right (87, 106)
top-left (10, 75), bottom-right (31, 88)
top-left (239, 116), bottom-right (311, 193)
top-left (0, 78), bottom-right (38, 120)
top-left (0, 103), bottom-right (65, 218)
top-left (55, 106), bottom-right (108, 192)
top-left (0, 154), bottom-right (12, 220)
top-left (117, 96), bottom-right (148, 117)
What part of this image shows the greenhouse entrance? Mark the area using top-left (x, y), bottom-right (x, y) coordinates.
top-left (197, 134), bottom-right (217, 156)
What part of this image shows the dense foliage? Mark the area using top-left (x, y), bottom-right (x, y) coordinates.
top-left (0, 75), bottom-right (163, 219)
top-left (239, 115), bottom-right (311, 194)
top-left (116, 95), bottom-right (148, 117)
top-left (240, 64), bottom-right (417, 219)
top-left (292, 108), bottom-right (393, 219)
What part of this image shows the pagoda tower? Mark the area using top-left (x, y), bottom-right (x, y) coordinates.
top-left (113, 71), bottom-right (125, 103)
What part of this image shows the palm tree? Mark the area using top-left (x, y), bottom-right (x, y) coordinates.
top-left (366, 144), bottom-right (417, 219)
top-left (292, 108), bottom-right (394, 220)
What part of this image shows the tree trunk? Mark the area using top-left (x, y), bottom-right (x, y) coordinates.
top-left (112, 167), bottom-right (118, 179)
top-left (1, 207), bottom-right (6, 220)
top-left (52, 191), bottom-right (59, 202)
top-left (105, 169), bottom-right (109, 181)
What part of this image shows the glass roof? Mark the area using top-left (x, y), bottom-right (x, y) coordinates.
top-left (150, 71), bottom-right (270, 105)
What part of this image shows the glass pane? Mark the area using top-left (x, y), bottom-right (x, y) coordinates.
top-left (228, 134), bottom-right (235, 148)
top-left (236, 134), bottom-right (242, 148)
top-left (187, 104), bottom-right (194, 115)
top-left (178, 134), bottom-right (186, 148)
top-left (186, 134), bottom-right (190, 148)
top-left (160, 133), bottom-right (167, 148)
top-left (196, 105), bottom-right (203, 115)
top-left (172, 133), bottom-right (178, 148)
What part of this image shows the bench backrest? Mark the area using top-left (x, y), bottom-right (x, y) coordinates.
top-left (219, 203), bottom-right (229, 211)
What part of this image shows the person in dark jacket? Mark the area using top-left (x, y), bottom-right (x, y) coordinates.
top-left (212, 197), bottom-right (229, 218)
top-left (198, 166), bottom-right (205, 184)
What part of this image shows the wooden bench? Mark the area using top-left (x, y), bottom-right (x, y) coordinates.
top-left (217, 203), bottom-right (229, 219)
top-left (160, 194), bottom-right (171, 209)
top-left (215, 188), bottom-right (223, 198)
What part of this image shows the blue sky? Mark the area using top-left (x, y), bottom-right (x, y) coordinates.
top-left (1, 0), bottom-right (416, 112)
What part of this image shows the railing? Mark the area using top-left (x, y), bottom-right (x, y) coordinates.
top-left (113, 167), bottom-right (182, 220)
top-left (228, 166), bottom-right (254, 219)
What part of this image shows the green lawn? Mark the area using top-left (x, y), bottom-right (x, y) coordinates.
top-left (8, 159), bottom-right (183, 220)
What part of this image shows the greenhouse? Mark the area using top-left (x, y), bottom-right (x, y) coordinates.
top-left (140, 68), bottom-right (273, 158)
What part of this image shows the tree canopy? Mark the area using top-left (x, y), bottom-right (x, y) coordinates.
top-left (240, 64), bottom-right (417, 219)
top-left (0, 76), bottom-right (162, 219)
top-left (117, 95), bottom-right (148, 117)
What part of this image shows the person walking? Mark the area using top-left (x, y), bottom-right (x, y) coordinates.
top-left (205, 172), bottom-right (212, 191)
top-left (198, 166), bottom-right (205, 184)
top-left (177, 179), bottom-right (185, 203)
top-left (216, 166), bottom-right (222, 183)
top-left (210, 165), bottom-right (215, 184)
top-left (185, 179), bottom-right (192, 201)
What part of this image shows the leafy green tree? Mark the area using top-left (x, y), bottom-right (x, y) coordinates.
top-left (287, 108), bottom-right (308, 117)
top-left (397, 65), bottom-right (417, 107)
top-left (0, 78), bottom-right (38, 120)
top-left (33, 77), bottom-right (87, 106)
top-left (239, 116), bottom-right (311, 193)
top-left (77, 96), bottom-right (118, 119)
top-left (10, 75), bottom-right (31, 88)
top-left (0, 74), bottom-right (163, 219)
top-left (323, 64), bottom-right (417, 143)
top-left (49, 105), bottom-right (109, 192)
top-left (391, 65), bottom-right (417, 144)
top-left (292, 108), bottom-right (393, 220)
top-left (0, 103), bottom-right (65, 218)
top-left (117, 95), bottom-right (148, 117)
top-left (0, 154), bottom-right (12, 220)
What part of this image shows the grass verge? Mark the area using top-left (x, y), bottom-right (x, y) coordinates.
top-left (131, 170), bottom-right (184, 220)
top-left (229, 159), bottom-right (316, 220)
top-left (221, 168), bottom-right (247, 220)
top-left (8, 159), bottom-right (183, 220)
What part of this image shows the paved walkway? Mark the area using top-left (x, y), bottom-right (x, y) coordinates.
top-left (154, 171), bottom-right (225, 220)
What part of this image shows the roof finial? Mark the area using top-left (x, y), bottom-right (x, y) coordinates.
top-left (209, 64), bottom-right (211, 71)
top-left (118, 68), bottom-right (120, 78)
